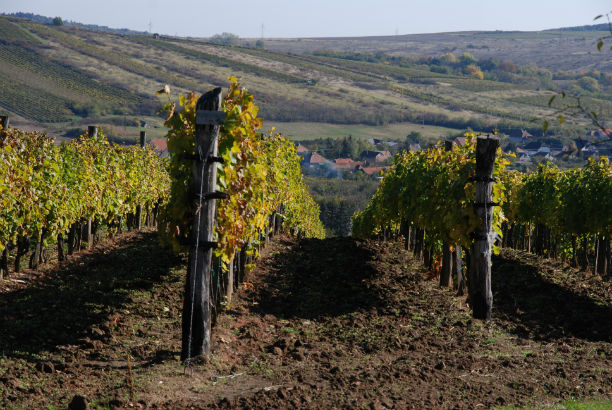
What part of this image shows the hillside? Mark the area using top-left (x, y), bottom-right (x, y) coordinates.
top-left (0, 15), bottom-right (610, 144)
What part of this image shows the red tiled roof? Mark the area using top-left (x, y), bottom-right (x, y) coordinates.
top-left (454, 137), bottom-right (466, 146)
top-left (151, 138), bottom-right (168, 152)
top-left (333, 158), bottom-right (363, 169)
top-left (376, 151), bottom-right (391, 162)
top-left (309, 152), bottom-right (329, 164)
top-left (296, 143), bottom-right (309, 153)
top-left (359, 166), bottom-right (388, 175)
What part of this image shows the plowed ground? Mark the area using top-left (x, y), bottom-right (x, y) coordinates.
top-left (1, 231), bottom-right (611, 409)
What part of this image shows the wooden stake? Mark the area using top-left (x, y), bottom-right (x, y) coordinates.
top-left (440, 140), bottom-right (453, 288)
top-left (136, 131), bottom-right (146, 231)
top-left (181, 87), bottom-right (223, 361)
top-left (455, 246), bottom-right (465, 296)
top-left (469, 136), bottom-right (499, 321)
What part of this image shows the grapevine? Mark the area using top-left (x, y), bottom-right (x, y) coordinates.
top-left (158, 78), bottom-right (324, 265)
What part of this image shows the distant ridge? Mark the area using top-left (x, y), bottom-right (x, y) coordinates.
top-left (549, 23), bottom-right (610, 32)
top-left (1, 12), bottom-right (147, 35)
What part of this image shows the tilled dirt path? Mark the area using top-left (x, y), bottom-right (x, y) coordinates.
top-left (1, 232), bottom-right (611, 409)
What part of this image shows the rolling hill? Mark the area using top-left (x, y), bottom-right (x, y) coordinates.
top-left (0, 15), bottom-right (610, 143)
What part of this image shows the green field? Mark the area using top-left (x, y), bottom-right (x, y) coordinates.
top-left (267, 121), bottom-right (457, 141)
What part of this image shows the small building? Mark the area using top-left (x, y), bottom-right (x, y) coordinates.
top-left (509, 129), bottom-right (533, 143)
top-left (408, 143), bottom-right (421, 153)
top-left (296, 143), bottom-right (309, 154)
top-left (360, 150), bottom-right (391, 164)
top-left (523, 141), bottom-right (544, 156)
top-left (586, 129), bottom-right (612, 140)
top-left (356, 165), bottom-right (388, 179)
top-left (333, 158), bottom-right (363, 170)
top-left (301, 152), bottom-right (330, 167)
top-left (453, 137), bottom-right (467, 147)
top-left (150, 138), bottom-right (169, 157)
top-left (517, 154), bottom-right (532, 163)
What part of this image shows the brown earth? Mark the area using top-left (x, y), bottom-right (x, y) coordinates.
top-left (0, 231), bottom-right (611, 409)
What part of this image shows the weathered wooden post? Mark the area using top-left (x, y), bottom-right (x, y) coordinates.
top-left (0, 248), bottom-right (8, 279)
top-left (440, 140), bottom-right (454, 288)
top-left (0, 115), bottom-right (9, 129)
top-left (136, 131), bottom-right (146, 230)
top-left (86, 126), bottom-right (98, 249)
top-left (469, 135), bottom-right (499, 320)
top-left (181, 88), bottom-right (226, 361)
top-left (454, 246), bottom-right (465, 296)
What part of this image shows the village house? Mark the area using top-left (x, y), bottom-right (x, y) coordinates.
top-left (150, 138), bottom-right (169, 157)
top-left (356, 165), bottom-right (388, 179)
top-left (508, 129), bottom-right (533, 144)
top-left (296, 143), bottom-right (309, 154)
top-left (408, 143), bottom-right (421, 153)
top-left (301, 151), bottom-right (330, 167)
top-left (453, 137), bottom-right (466, 147)
top-left (586, 129), bottom-right (612, 140)
top-left (360, 150), bottom-right (391, 165)
top-left (333, 158), bottom-right (364, 170)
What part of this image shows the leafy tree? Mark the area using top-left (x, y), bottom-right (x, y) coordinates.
top-left (459, 52), bottom-right (477, 66)
top-left (255, 39), bottom-right (264, 49)
top-left (52, 17), bottom-right (63, 26)
top-left (498, 61), bottom-right (518, 73)
top-left (577, 76), bottom-right (600, 92)
top-left (465, 64), bottom-right (484, 80)
top-left (209, 32), bottom-right (239, 46)
top-left (479, 58), bottom-right (499, 71)
top-left (438, 52), bottom-right (457, 65)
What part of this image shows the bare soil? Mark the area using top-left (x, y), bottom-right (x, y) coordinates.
top-left (1, 231), bottom-right (611, 409)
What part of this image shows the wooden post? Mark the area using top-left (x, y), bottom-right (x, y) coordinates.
top-left (455, 246), bottom-right (465, 296)
top-left (86, 126), bottom-right (97, 248)
top-left (440, 244), bottom-right (453, 288)
top-left (469, 136), bottom-right (499, 321)
top-left (440, 140), bottom-right (454, 288)
top-left (14, 237), bottom-right (29, 272)
top-left (0, 248), bottom-right (8, 279)
top-left (181, 87), bottom-right (224, 361)
top-left (0, 115), bottom-right (9, 130)
top-left (239, 247), bottom-right (247, 284)
top-left (86, 218), bottom-right (92, 249)
top-left (226, 258), bottom-right (234, 303)
top-left (57, 234), bottom-right (65, 261)
top-left (136, 131), bottom-right (146, 231)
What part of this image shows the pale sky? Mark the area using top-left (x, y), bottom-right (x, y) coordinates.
top-left (1, 0), bottom-right (610, 38)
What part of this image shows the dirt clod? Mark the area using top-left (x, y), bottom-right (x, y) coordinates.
top-left (68, 395), bottom-right (87, 410)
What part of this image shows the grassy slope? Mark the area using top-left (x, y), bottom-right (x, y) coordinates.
top-left (258, 30), bottom-right (610, 73)
top-left (0, 16), bottom-right (609, 142)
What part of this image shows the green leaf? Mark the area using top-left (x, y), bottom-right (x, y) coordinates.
top-left (542, 120), bottom-right (549, 134)
top-left (597, 40), bottom-right (604, 52)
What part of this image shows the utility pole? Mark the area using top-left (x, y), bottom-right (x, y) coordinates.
top-left (261, 23), bottom-right (264, 39)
